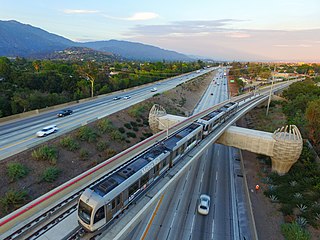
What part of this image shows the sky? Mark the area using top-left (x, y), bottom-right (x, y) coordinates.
top-left (1, 0), bottom-right (320, 62)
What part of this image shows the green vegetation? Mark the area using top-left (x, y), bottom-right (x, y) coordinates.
top-left (264, 145), bottom-right (320, 228)
top-left (110, 130), bottom-right (124, 141)
top-left (0, 58), bottom-right (205, 118)
top-left (31, 145), bottom-right (58, 165)
top-left (0, 190), bottom-right (28, 214)
top-left (127, 132), bottom-right (137, 138)
top-left (41, 167), bottom-right (61, 182)
top-left (124, 123), bottom-right (132, 129)
top-left (118, 127), bottom-right (125, 133)
top-left (79, 149), bottom-right (89, 160)
top-left (128, 103), bottom-right (152, 118)
top-left (281, 222), bottom-right (311, 240)
top-left (97, 119), bottom-right (114, 134)
top-left (96, 141), bottom-right (108, 152)
top-left (7, 163), bottom-right (28, 182)
top-left (77, 126), bottom-right (98, 143)
top-left (60, 136), bottom-right (79, 151)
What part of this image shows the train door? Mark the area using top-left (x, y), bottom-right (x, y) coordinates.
top-left (106, 194), bottom-right (122, 222)
top-left (154, 162), bottom-right (162, 177)
top-left (93, 205), bottom-right (106, 229)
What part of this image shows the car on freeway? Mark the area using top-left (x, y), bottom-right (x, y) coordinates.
top-left (210, 93), bottom-right (213, 95)
top-left (123, 95), bottom-right (131, 99)
top-left (113, 96), bottom-right (122, 100)
top-left (150, 87), bottom-right (157, 92)
top-left (198, 194), bottom-right (210, 215)
top-left (57, 109), bottom-right (73, 117)
top-left (36, 125), bottom-right (58, 137)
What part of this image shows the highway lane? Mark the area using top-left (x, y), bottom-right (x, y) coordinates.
top-left (0, 68), bottom-right (215, 160)
top-left (125, 68), bottom-right (232, 240)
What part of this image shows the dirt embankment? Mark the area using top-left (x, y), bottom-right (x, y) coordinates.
top-left (0, 71), bottom-right (215, 217)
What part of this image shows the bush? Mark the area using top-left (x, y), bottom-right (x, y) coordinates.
top-left (79, 149), bottom-right (89, 160)
top-left (143, 132), bottom-right (153, 138)
top-left (103, 148), bottom-right (116, 158)
top-left (281, 222), bottom-right (311, 240)
top-left (0, 190), bottom-right (28, 213)
top-left (133, 127), bottom-right (139, 132)
top-left (110, 130), bottom-right (124, 141)
top-left (97, 119), bottom-right (114, 134)
top-left (124, 123), bottom-right (132, 129)
top-left (97, 141), bottom-right (108, 152)
top-left (42, 167), bottom-right (61, 182)
top-left (60, 136), bottom-right (79, 151)
top-left (118, 127), bottom-right (125, 133)
top-left (77, 126), bottom-right (98, 143)
top-left (7, 163), bottom-right (28, 182)
top-left (130, 121), bottom-right (138, 127)
top-left (136, 118), bottom-right (141, 123)
top-left (31, 145), bottom-right (58, 165)
top-left (127, 132), bottom-right (137, 138)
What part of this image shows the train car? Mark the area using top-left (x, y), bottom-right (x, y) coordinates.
top-left (196, 109), bottom-right (225, 136)
top-left (77, 122), bottom-right (203, 232)
top-left (220, 102), bottom-right (238, 119)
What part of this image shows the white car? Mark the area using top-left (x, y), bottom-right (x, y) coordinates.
top-left (198, 194), bottom-right (210, 215)
top-left (123, 95), bottom-right (131, 99)
top-left (150, 87), bottom-right (157, 92)
top-left (36, 125), bottom-right (58, 137)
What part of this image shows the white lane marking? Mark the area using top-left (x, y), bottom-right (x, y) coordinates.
top-left (211, 219), bottom-right (215, 240)
top-left (190, 213), bottom-right (196, 238)
top-left (215, 171), bottom-right (218, 181)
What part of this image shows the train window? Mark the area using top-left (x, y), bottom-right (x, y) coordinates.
top-left (116, 195), bottom-right (121, 205)
top-left (112, 199), bottom-right (116, 209)
top-left (78, 200), bottom-right (93, 225)
top-left (141, 174), bottom-right (149, 187)
top-left (94, 206), bottom-right (105, 224)
top-left (129, 181), bottom-right (139, 196)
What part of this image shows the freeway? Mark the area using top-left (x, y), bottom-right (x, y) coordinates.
top-left (0, 68), bottom-right (213, 160)
top-left (123, 68), bottom-right (238, 240)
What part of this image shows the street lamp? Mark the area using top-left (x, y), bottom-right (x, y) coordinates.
top-left (266, 66), bottom-right (276, 116)
top-left (156, 117), bottom-right (169, 139)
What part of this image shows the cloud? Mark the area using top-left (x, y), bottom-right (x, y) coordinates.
top-left (129, 19), bottom-right (244, 37)
top-left (63, 9), bottom-right (99, 14)
top-left (226, 32), bottom-right (251, 38)
top-left (127, 12), bottom-right (159, 21)
top-left (103, 12), bottom-right (159, 21)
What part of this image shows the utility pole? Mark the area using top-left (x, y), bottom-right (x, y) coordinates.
top-left (266, 66), bottom-right (276, 116)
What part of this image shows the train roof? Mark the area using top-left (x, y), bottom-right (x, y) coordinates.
top-left (91, 144), bottom-right (169, 197)
top-left (163, 123), bottom-right (202, 150)
top-left (200, 109), bottom-right (224, 121)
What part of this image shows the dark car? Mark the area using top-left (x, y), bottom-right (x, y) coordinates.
top-left (57, 109), bottom-right (73, 117)
top-left (113, 96), bottom-right (122, 100)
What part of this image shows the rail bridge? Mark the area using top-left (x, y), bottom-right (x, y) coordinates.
top-left (149, 104), bottom-right (303, 175)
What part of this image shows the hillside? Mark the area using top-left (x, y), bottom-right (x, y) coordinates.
top-left (0, 20), bottom-right (192, 61)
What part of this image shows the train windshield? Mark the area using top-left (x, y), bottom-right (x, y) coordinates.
top-left (78, 200), bottom-right (93, 224)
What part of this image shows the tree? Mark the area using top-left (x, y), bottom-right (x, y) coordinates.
top-left (78, 61), bottom-right (99, 98)
top-left (0, 57), bottom-right (12, 80)
top-left (305, 99), bottom-right (320, 146)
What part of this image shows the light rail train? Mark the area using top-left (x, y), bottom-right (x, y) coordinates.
top-left (78, 101), bottom-right (239, 232)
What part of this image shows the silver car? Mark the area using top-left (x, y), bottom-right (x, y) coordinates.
top-left (36, 125), bottom-right (58, 137)
top-left (198, 194), bottom-right (210, 215)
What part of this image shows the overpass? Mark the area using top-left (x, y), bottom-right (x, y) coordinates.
top-left (149, 103), bottom-right (303, 175)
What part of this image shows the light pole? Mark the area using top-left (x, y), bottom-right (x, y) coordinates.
top-left (156, 117), bottom-right (169, 139)
top-left (266, 66), bottom-right (276, 116)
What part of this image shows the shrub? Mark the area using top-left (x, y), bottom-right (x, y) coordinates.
top-left (124, 123), bottom-right (132, 129)
top-left (127, 132), bottom-right (137, 138)
top-left (79, 149), bottom-right (89, 160)
top-left (7, 163), bottom-right (28, 182)
top-left (126, 140), bottom-right (130, 143)
top-left (133, 127), bottom-right (139, 132)
top-left (42, 167), bottom-right (61, 182)
top-left (77, 126), bottom-right (98, 143)
top-left (97, 141), bottom-right (108, 152)
top-left (143, 132), bottom-right (153, 138)
top-left (130, 121), bottom-right (138, 127)
top-left (128, 104), bottom-right (149, 118)
top-left (281, 222), bottom-right (311, 240)
top-left (110, 130), bottom-right (124, 141)
top-left (118, 127), bottom-right (125, 133)
top-left (104, 148), bottom-right (116, 158)
top-left (31, 145), bottom-right (58, 165)
top-left (0, 190), bottom-right (28, 213)
top-left (136, 118), bottom-right (141, 123)
top-left (60, 136), bottom-right (79, 151)
top-left (97, 119), bottom-right (114, 134)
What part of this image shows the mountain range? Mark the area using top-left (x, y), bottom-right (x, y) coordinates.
top-left (0, 20), bottom-right (191, 61)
